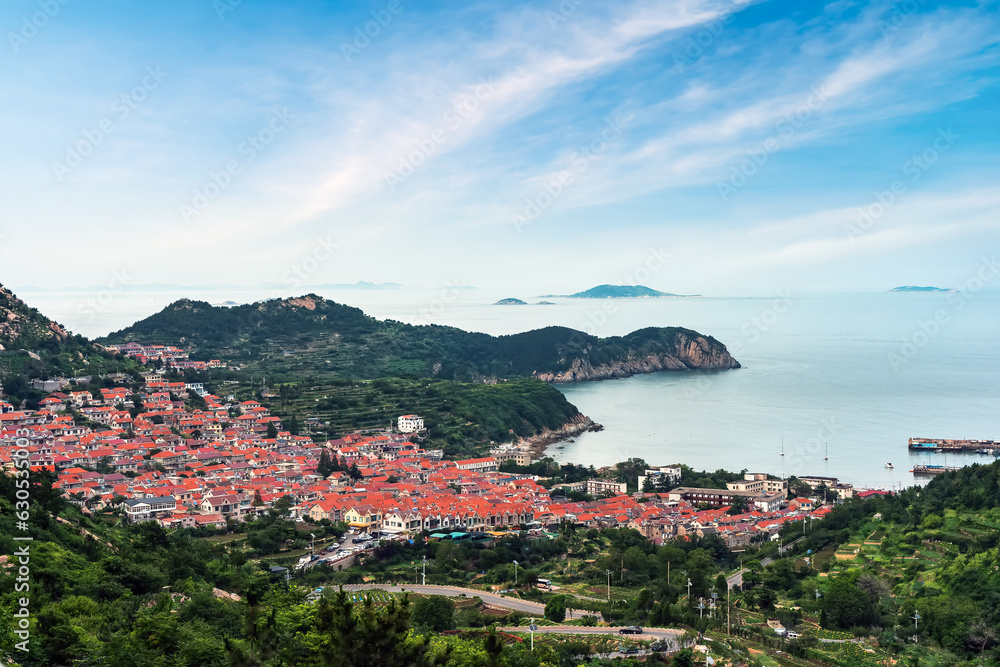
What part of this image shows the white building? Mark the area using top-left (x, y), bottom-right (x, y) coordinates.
top-left (397, 414), bottom-right (424, 433)
top-left (638, 466), bottom-right (682, 491)
top-left (727, 473), bottom-right (788, 496)
top-left (123, 496), bottom-right (177, 523)
top-left (586, 479), bottom-right (628, 497)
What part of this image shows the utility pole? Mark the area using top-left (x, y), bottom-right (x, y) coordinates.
top-left (513, 559), bottom-right (519, 586)
top-left (687, 578), bottom-right (692, 606)
top-left (606, 569), bottom-right (612, 603)
top-left (727, 583), bottom-right (731, 635)
top-left (422, 555), bottom-right (427, 586)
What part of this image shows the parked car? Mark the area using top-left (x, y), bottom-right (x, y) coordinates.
top-left (619, 626), bottom-right (643, 635)
top-left (622, 646), bottom-right (640, 655)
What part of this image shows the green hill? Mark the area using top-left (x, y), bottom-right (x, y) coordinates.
top-left (0, 283), bottom-right (137, 397)
top-left (100, 294), bottom-right (739, 382)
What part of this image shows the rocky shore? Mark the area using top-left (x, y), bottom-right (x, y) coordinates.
top-left (533, 332), bottom-right (740, 383)
top-left (517, 413), bottom-right (603, 457)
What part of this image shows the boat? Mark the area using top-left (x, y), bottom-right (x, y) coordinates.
top-left (884, 462), bottom-right (894, 469)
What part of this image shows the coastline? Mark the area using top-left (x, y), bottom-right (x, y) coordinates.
top-left (517, 414), bottom-right (603, 458)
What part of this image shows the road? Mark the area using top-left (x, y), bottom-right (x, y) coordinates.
top-left (499, 625), bottom-right (684, 641)
top-left (727, 536), bottom-right (807, 587)
top-left (341, 584), bottom-right (592, 619)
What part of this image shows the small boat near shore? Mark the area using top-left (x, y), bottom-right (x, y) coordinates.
top-left (884, 462), bottom-right (894, 469)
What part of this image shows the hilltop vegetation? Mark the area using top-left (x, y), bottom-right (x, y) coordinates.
top-left (0, 284), bottom-right (141, 400)
top-left (226, 376), bottom-right (584, 457)
top-left (100, 294), bottom-right (737, 382)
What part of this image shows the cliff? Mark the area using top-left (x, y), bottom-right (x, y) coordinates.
top-left (532, 331), bottom-right (740, 382)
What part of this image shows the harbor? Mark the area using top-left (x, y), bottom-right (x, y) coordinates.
top-left (908, 438), bottom-right (1000, 454)
top-left (910, 464), bottom-right (964, 475)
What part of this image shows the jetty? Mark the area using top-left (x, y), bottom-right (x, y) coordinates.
top-left (908, 438), bottom-right (1000, 453)
top-left (910, 464), bottom-right (963, 475)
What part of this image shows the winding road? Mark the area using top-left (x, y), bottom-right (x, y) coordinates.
top-left (341, 584), bottom-right (591, 619)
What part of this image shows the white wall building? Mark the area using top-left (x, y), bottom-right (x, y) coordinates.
top-left (397, 414), bottom-right (424, 433)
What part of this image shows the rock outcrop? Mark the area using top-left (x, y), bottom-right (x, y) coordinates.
top-left (517, 413), bottom-right (601, 455)
top-left (532, 331), bottom-right (740, 383)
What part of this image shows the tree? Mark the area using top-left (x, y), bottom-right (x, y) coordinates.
top-left (307, 589), bottom-right (444, 667)
top-left (672, 647), bottom-right (697, 667)
top-left (266, 422), bottom-right (279, 439)
top-left (411, 595), bottom-right (454, 632)
top-left (544, 594), bottom-right (567, 622)
top-left (482, 626), bottom-right (504, 667)
top-left (317, 449), bottom-right (333, 478)
top-left (727, 495), bottom-right (749, 515)
top-left (821, 573), bottom-right (878, 629)
top-left (272, 494), bottom-right (294, 517)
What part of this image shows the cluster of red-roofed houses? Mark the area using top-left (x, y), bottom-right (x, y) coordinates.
top-left (2, 379), bottom-right (840, 545)
top-left (100, 342), bottom-right (226, 371)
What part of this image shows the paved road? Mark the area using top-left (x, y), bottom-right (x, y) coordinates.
top-left (341, 584), bottom-right (591, 619)
top-left (499, 625), bottom-right (684, 641)
top-left (727, 537), bottom-right (807, 587)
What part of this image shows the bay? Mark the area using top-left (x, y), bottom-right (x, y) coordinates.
top-left (17, 286), bottom-right (1000, 489)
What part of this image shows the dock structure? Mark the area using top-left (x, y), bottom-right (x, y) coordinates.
top-left (910, 465), bottom-right (963, 475)
top-left (908, 438), bottom-right (1000, 453)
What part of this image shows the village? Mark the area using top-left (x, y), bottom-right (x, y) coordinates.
top-left (0, 343), bottom-right (876, 553)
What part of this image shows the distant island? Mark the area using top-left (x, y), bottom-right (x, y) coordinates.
top-left (536, 301), bottom-right (555, 305)
top-left (494, 298), bottom-right (527, 305)
top-left (318, 281), bottom-right (403, 290)
top-left (542, 284), bottom-right (700, 299)
top-left (890, 286), bottom-right (957, 293)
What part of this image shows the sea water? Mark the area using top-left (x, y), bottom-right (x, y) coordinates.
top-left (17, 286), bottom-right (1000, 489)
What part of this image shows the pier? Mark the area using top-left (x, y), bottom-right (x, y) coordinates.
top-left (908, 438), bottom-right (1000, 453)
top-left (910, 464), bottom-right (963, 475)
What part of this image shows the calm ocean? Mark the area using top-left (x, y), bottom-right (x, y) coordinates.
top-left (18, 285), bottom-right (1000, 490)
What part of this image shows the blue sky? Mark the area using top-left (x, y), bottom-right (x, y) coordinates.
top-left (1, 0), bottom-right (998, 296)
